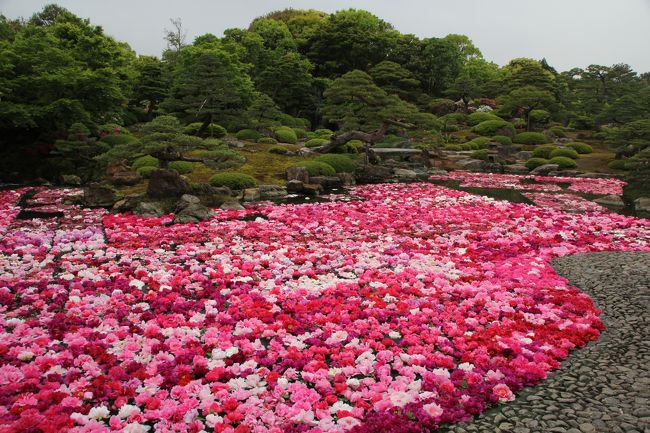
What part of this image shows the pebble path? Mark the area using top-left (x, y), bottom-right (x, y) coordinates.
top-left (445, 251), bottom-right (650, 433)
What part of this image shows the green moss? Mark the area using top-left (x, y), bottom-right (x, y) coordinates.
top-left (168, 160), bottom-right (194, 174)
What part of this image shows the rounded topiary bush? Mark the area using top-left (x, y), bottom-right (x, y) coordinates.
top-left (549, 126), bottom-right (567, 138)
top-left (490, 135), bottom-right (513, 146)
top-left (314, 154), bottom-right (356, 173)
top-left (183, 122), bottom-right (227, 138)
top-left (471, 120), bottom-right (516, 137)
top-left (132, 155), bottom-right (159, 169)
top-left (300, 161), bottom-right (336, 176)
top-left (466, 137), bottom-right (491, 149)
top-left (236, 129), bottom-right (262, 141)
top-left (567, 142), bottom-right (593, 154)
top-left (549, 148), bottom-right (579, 159)
top-left (532, 145), bottom-right (558, 159)
top-left (467, 112), bottom-right (502, 126)
top-left (269, 146), bottom-right (290, 155)
top-left (168, 160), bottom-right (194, 174)
top-left (305, 138), bottom-right (330, 148)
top-left (292, 128), bottom-right (307, 139)
top-left (314, 128), bottom-right (334, 138)
top-left (444, 144), bottom-right (462, 151)
top-left (513, 132), bottom-right (551, 145)
top-left (257, 137), bottom-right (278, 144)
top-left (471, 149), bottom-right (490, 161)
top-left (549, 156), bottom-right (578, 169)
top-left (209, 172), bottom-right (257, 190)
top-left (275, 127), bottom-right (298, 144)
top-left (607, 160), bottom-right (628, 170)
top-left (525, 158), bottom-right (550, 170)
top-left (137, 166), bottom-right (157, 178)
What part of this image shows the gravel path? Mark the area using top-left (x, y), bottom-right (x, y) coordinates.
top-left (445, 251), bottom-right (650, 433)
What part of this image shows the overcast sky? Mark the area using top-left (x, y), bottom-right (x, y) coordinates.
top-left (3, 0), bottom-right (650, 73)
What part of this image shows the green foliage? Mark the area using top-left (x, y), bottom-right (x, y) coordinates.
top-left (567, 142), bottom-right (593, 154)
top-left (292, 128), bottom-right (308, 139)
top-left (313, 154), bottom-right (356, 173)
top-left (168, 160), bottom-right (194, 174)
top-left (529, 109), bottom-right (551, 125)
top-left (274, 127), bottom-right (298, 144)
top-left (549, 156), bottom-right (578, 169)
top-left (471, 149), bottom-right (489, 160)
top-left (98, 124), bottom-right (129, 136)
top-left (491, 135), bottom-right (512, 146)
top-left (549, 148), bottom-right (579, 159)
top-left (525, 158), bottom-right (549, 169)
top-left (183, 122), bottom-right (227, 138)
top-left (314, 129), bottom-right (334, 138)
top-left (209, 172), bottom-right (258, 190)
top-left (137, 166), bottom-right (158, 178)
top-left (549, 126), bottom-right (566, 138)
top-left (499, 85), bottom-right (557, 130)
top-left (532, 145), bottom-right (558, 159)
top-left (439, 113), bottom-right (467, 126)
top-left (623, 148), bottom-right (650, 187)
top-left (444, 144), bottom-right (462, 151)
top-left (513, 132), bottom-right (551, 145)
top-left (198, 149), bottom-right (246, 169)
top-left (257, 137), bottom-right (278, 144)
top-left (269, 145), bottom-right (290, 155)
top-left (305, 138), bottom-right (330, 148)
top-left (471, 120), bottom-right (516, 136)
top-left (466, 137), bottom-right (491, 149)
top-left (236, 129), bottom-right (263, 140)
top-left (467, 112), bottom-right (501, 126)
top-left (607, 160), bottom-right (629, 170)
top-left (132, 155), bottom-right (160, 169)
top-left (300, 161), bottom-right (336, 176)
top-left (99, 134), bottom-right (138, 147)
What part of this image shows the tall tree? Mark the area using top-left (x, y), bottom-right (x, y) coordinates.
top-left (445, 58), bottom-right (500, 111)
top-left (256, 52), bottom-right (315, 116)
top-left (131, 56), bottom-right (167, 121)
top-left (499, 85), bottom-right (557, 130)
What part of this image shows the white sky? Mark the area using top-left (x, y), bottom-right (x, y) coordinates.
top-left (2, 0), bottom-right (650, 73)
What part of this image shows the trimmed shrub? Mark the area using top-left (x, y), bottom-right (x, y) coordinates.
top-left (269, 146), bottom-right (290, 155)
top-left (549, 148), bottom-right (579, 159)
top-left (442, 124), bottom-right (460, 132)
top-left (549, 156), bottom-right (577, 169)
top-left (168, 161), bottom-right (194, 174)
top-left (549, 126), bottom-right (567, 138)
top-left (466, 137), bottom-right (491, 149)
top-left (567, 142), bottom-right (593, 154)
top-left (529, 109), bottom-right (551, 125)
top-left (300, 161), bottom-right (336, 177)
top-left (98, 123), bottom-right (128, 136)
top-left (467, 112), bottom-right (501, 126)
top-left (490, 135), bottom-right (512, 146)
top-left (525, 158), bottom-right (550, 170)
top-left (513, 132), bottom-right (551, 145)
top-left (209, 172), bottom-right (257, 190)
top-left (275, 127), bottom-right (298, 144)
top-left (183, 122), bottom-right (227, 138)
top-left (257, 137), bottom-right (278, 144)
top-left (137, 166), bottom-right (157, 178)
top-left (305, 138), bottom-right (330, 148)
top-left (314, 128), bottom-right (334, 138)
top-left (132, 155), bottom-right (159, 169)
top-left (607, 160), bottom-right (629, 170)
top-left (200, 150), bottom-right (246, 169)
top-left (292, 128), bottom-right (307, 139)
top-left (314, 154), bottom-right (356, 173)
top-left (236, 129), bottom-right (262, 141)
top-left (444, 144), bottom-right (462, 151)
top-left (532, 145), bottom-right (558, 159)
top-left (99, 134), bottom-right (138, 146)
top-left (471, 149), bottom-right (490, 161)
top-left (440, 113), bottom-right (467, 125)
top-left (203, 138), bottom-right (226, 149)
top-left (471, 120), bottom-right (516, 137)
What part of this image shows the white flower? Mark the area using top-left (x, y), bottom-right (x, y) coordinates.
top-left (389, 391), bottom-right (412, 407)
top-left (123, 423), bottom-right (151, 433)
top-left (458, 362), bottom-right (474, 372)
top-left (118, 404), bottom-right (141, 419)
top-left (87, 405), bottom-right (110, 420)
top-left (338, 416), bottom-right (361, 429)
top-left (205, 414), bottom-right (223, 428)
top-left (17, 350), bottom-right (34, 361)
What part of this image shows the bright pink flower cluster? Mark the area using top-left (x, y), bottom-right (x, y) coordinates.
top-left (1, 184), bottom-right (649, 433)
top-left (522, 193), bottom-right (606, 213)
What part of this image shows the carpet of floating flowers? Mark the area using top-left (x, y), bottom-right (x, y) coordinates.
top-left (1, 184), bottom-right (649, 433)
top-left (521, 193), bottom-right (606, 213)
top-left (428, 172), bottom-right (627, 196)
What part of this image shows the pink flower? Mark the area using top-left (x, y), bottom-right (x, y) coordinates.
top-left (422, 402), bottom-right (444, 418)
top-left (493, 384), bottom-right (515, 402)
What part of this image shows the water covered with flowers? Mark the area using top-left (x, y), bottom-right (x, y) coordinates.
top-left (1, 183), bottom-right (649, 433)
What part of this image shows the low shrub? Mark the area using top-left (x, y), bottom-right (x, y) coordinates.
top-left (257, 137), bottom-right (278, 144)
top-left (183, 122), bottom-right (227, 138)
top-left (532, 145), bottom-right (558, 159)
top-left (209, 172), bottom-right (257, 190)
top-left (305, 138), bottom-right (330, 148)
top-left (275, 127), bottom-right (298, 144)
top-left (236, 129), bottom-right (262, 141)
top-left (466, 137), bottom-right (491, 149)
top-left (444, 144), bottom-right (462, 151)
top-left (314, 128), bottom-right (334, 138)
top-left (137, 166), bottom-right (157, 178)
top-left (471, 120), bottom-right (516, 136)
top-left (314, 154), bottom-right (356, 173)
top-left (440, 113), bottom-right (467, 125)
top-left (300, 161), bottom-right (336, 176)
top-left (168, 160), bottom-right (194, 174)
top-left (471, 149), bottom-right (490, 161)
top-left (567, 142), bottom-right (593, 154)
top-left (549, 126), bottom-right (567, 138)
top-left (549, 148), bottom-right (579, 159)
top-left (292, 128), bottom-right (307, 139)
top-left (442, 124), bottom-right (460, 132)
top-left (549, 156), bottom-right (577, 169)
top-left (490, 135), bottom-right (512, 146)
top-left (99, 134), bottom-right (138, 146)
top-left (525, 158), bottom-right (549, 170)
top-left (203, 138), bottom-right (226, 149)
top-left (607, 160), bottom-right (629, 170)
top-left (513, 132), bottom-right (551, 145)
top-left (269, 145), bottom-right (290, 155)
top-left (467, 112), bottom-right (502, 126)
top-left (200, 150), bottom-right (246, 169)
top-left (132, 155), bottom-right (159, 169)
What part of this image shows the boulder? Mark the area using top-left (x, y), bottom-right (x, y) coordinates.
top-left (286, 180), bottom-right (304, 193)
top-left (220, 201), bottom-right (245, 211)
top-left (427, 168), bottom-right (448, 176)
top-left (147, 169), bottom-right (192, 198)
top-left (393, 168), bottom-right (418, 180)
top-left (106, 159), bottom-right (130, 177)
top-left (594, 195), bottom-right (625, 208)
top-left (497, 145), bottom-right (519, 158)
top-left (62, 191), bottom-right (84, 205)
top-left (258, 185), bottom-right (288, 199)
top-left (112, 194), bottom-right (146, 213)
top-left (336, 172), bottom-right (356, 186)
top-left (357, 165), bottom-right (392, 184)
top-left (480, 162), bottom-right (503, 173)
top-left (634, 197), bottom-right (650, 212)
top-left (192, 183), bottom-right (232, 197)
top-left (530, 164), bottom-right (560, 175)
top-left (61, 175), bottom-right (82, 186)
top-left (134, 202), bottom-right (165, 217)
top-left (515, 151), bottom-right (534, 160)
top-left (457, 159), bottom-right (484, 171)
top-left (503, 164), bottom-right (530, 174)
top-left (243, 188), bottom-right (261, 202)
top-left (302, 183), bottom-right (323, 196)
top-left (111, 170), bottom-right (142, 186)
top-left (173, 194), bottom-right (215, 224)
top-left (286, 166), bottom-right (310, 183)
top-left (83, 183), bottom-right (117, 208)
top-left (298, 147), bottom-right (314, 157)
top-left (309, 176), bottom-right (343, 189)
